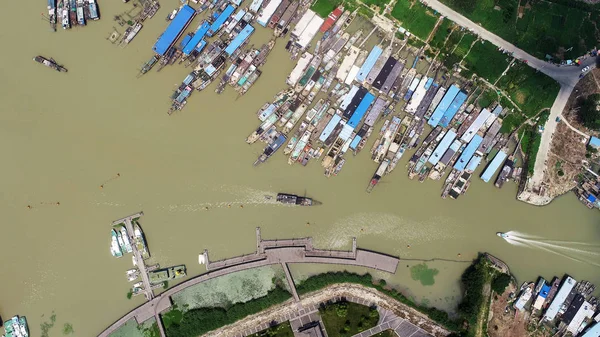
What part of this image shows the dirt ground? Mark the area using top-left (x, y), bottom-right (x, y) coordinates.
top-left (542, 123), bottom-right (587, 198)
top-left (487, 283), bottom-right (530, 337)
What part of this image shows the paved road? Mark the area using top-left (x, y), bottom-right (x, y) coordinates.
top-left (422, 0), bottom-right (596, 191)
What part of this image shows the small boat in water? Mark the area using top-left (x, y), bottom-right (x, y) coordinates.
top-left (275, 193), bottom-right (319, 206)
top-left (496, 232), bottom-right (510, 239)
top-left (33, 56), bottom-right (67, 72)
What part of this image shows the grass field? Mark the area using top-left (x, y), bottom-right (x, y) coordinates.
top-left (429, 18), bottom-right (453, 49)
top-left (248, 322), bottom-right (294, 337)
top-left (453, 32), bottom-right (476, 58)
top-left (462, 40), bottom-right (511, 83)
top-left (496, 63), bottom-right (560, 117)
top-left (320, 302), bottom-right (379, 337)
top-left (391, 0), bottom-right (439, 40)
top-left (311, 0), bottom-right (343, 18)
top-left (441, 0), bottom-right (600, 59)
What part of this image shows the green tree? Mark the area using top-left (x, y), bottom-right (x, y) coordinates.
top-left (577, 94), bottom-right (600, 130)
top-left (491, 274), bottom-right (511, 294)
top-left (336, 303), bottom-right (348, 318)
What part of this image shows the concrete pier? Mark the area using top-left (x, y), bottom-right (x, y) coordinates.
top-left (98, 227), bottom-right (399, 337)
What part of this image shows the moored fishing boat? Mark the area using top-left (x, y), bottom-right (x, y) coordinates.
top-left (61, 0), bottom-right (70, 29)
top-left (33, 56), bottom-right (67, 72)
top-left (3, 315), bottom-right (29, 337)
top-left (139, 55), bottom-right (159, 76)
top-left (254, 133), bottom-right (287, 166)
top-left (48, 0), bottom-right (57, 31)
top-left (110, 229), bottom-right (123, 258)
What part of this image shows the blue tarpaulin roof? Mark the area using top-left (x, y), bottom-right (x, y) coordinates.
top-left (581, 322), bottom-right (600, 337)
top-left (153, 5), bottom-right (196, 56)
top-left (183, 22), bottom-right (210, 55)
top-left (589, 136), bottom-right (600, 148)
top-left (355, 46), bottom-right (382, 83)
top-left (195, 40), bottom-right (207, 52)
top-left (348, 92), bottom-right (375, 128)
top-left (439, 91), bottom-right (467, 127)
top-left (208, 5), bottom-right (235, 36)
top-left (225, 25), bottom-right (255, 55)
top-left (538, 284), bottom-right (551, 299)
top-left (454, 135), bottom-right (483, 171)
top-left (481, 150), bottom-right (507, 183)
top-left (350, 135), bottom-right (361, 149)
top-left (587, 194), bottom-right (597, 203)
top-left (428, 85), bottom-right (460, 127)
top-left (466, 155), bottom-right (482, 172)
top-left (319, 114), bottom-right (342, 142)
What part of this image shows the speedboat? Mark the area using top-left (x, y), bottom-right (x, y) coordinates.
top-left (496, 232), bottom-right (509, 239)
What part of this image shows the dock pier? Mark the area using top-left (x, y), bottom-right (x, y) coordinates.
top-left (112, 212), bottom-right (154, 301)
top-left (98, 226), bottom-right (399, 337)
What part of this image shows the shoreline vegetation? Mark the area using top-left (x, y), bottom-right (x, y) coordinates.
top-left (160, 254), bottom-right (504, 337)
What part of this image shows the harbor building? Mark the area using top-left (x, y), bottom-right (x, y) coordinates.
top-left (438, 90), bottom-right (468, 128)
top-left (428, 85), bottom-right (460, 127)
top-left (355, 46), bottom-right (383, 83)
top-left (225, 25), bottom-right (255, 55)
top-left (207, 5), bottom-right (235, 36)
top-left (544, 275), bottom-right (576, 321)
top-left (152, 5), bottom-right (196, 56)
top-left (348, 92), bottom-right (375, 128)
top-left (454, 135), bottom-right (483, 171)
top-left (481, 151), bottom-right (508, 183)
top-left (182, 22), bottom-right (210, 55)
top-left (428, 130), bottom-right (457, 166)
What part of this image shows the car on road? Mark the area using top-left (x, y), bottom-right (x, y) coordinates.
top-left (582, 66), bottom-right (590, 73)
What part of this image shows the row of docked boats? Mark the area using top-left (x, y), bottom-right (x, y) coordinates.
top-left (163, 0), bottom-right (305, 114)
top-left (246, 5), bottom-right (518, 197)
top-left (109, 222), bottom-right (149, 259)
top-left (47, 0), bottom-right (99, 31)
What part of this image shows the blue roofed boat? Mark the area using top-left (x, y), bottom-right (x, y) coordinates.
top-left (153, 5), bottom-right (196, 56)
top-left (195, 40), bottom-right (208, 52)
top-left (428, 130), bottom-right (457, 165)
top-left (319, 114), bottom-right (342, 142)
top-left (438, 90), bottom-right (468, 127)
top-left (349, 135), bottom-right (362, 150)
top-left (225, 25), bottom-right (255, 56)
top-left (481, 150), bottom-right (507, 182)
top-left (348, 92), bottom-right (375, 128)
top-left (249, 0), bottom-right (264, 13)
top-left (355, 46), bottom-right (382, 83)
top-left (183, 21), bottom-right (210, 55)
top-left (424, 77), bottom-right (434, 90)
top-left (454, 135), bottom-right (483, 171)
top-left (465, 154), bottom-right (482, 173)
top-left (428, 85), bottom-right (460, 127)
top-left (492, 104), bottom-right (503, 116)
top-left (180, 33), bottom-right (193, 49)
top-left (207, 5), bottom-right (235, 37)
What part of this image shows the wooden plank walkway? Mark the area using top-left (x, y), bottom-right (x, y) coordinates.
top-left (97, 227), bottom-right (399, 337)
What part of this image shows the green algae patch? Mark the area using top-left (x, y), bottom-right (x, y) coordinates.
top-left (410, 263), bottom-right (439, 286)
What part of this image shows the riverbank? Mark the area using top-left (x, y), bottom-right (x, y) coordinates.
top-left (199, 283), bottom-right (450, 337)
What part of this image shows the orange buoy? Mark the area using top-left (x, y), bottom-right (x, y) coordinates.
top-left (240, 205), bottom-right (244, 208)
top-left (56, 202), bottom-right (60, 206)
top-left (407, 245), bottom-right (411, 248)
top-left (100, 185), bottom-right (104, 189)
top-left (27, 205), bottom-right (32, 209)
